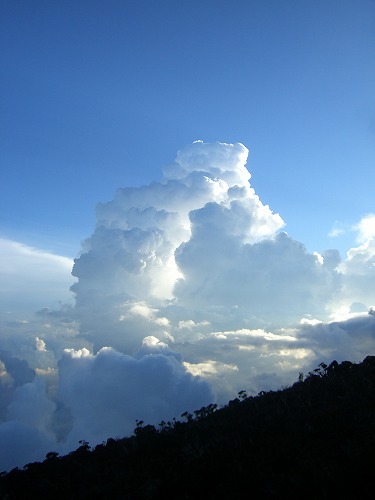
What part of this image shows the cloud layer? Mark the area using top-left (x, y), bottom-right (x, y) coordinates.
top-left (1, 141), bottom-right (375, 471)
top-left (0, 238), bottom-right (75, 318)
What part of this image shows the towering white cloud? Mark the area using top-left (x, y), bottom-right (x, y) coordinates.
top-left (71, 141), bottom-right (286, 351)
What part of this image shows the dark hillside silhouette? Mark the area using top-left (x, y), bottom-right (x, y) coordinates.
top-left (1, 356), bottom-right (375, 499)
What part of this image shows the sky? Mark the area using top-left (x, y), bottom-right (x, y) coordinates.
top-left (1, 0), bottom-right (375, 471)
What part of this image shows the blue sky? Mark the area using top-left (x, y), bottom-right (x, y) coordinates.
top-left (1, 0), bottom-right (374, 257)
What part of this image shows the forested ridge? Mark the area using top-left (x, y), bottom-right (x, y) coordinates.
top-left (1, 356), bottom-right (375, 499)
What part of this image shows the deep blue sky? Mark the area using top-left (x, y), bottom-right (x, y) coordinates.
top-left (1, 0), bottom-right (374, 257)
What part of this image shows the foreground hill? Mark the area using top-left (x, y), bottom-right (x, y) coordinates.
top-left (1, 356), bottom-right (375, 499)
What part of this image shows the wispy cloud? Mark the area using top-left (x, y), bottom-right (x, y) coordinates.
top-left (0, 238), bottom-right (75, 318)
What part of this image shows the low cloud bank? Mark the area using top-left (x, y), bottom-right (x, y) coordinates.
top-left (0, 338), bottom-right (212, 471)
